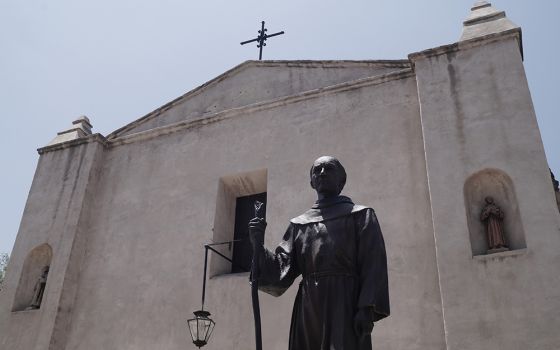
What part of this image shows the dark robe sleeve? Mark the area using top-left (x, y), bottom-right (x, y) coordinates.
top-left (255, 224), bottom-right (301, 297)
top-left (356, 208), bottom-right (390, 322)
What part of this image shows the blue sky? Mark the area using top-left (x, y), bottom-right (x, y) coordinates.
top-left (0, 0), bottom-right (558, 254)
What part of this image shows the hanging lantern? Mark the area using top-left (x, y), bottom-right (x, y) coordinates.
top-left (188, 310), bottom-right (215, 348)
top-left (188, 241), bottom-right (244, 348)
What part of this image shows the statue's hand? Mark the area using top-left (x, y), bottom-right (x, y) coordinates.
top-left (248, 217), bottom-right (267, 251)
top-left (353, 308), bottom-right (374, 337)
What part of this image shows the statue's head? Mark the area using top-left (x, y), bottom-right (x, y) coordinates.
top-left (309, 156), bottom-right (347, 197)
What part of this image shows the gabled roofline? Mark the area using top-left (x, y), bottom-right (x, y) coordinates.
top-left (37, 66), bottom-right (414, 154)
top-left (107, 59), bottom-right (411, 140)
top-left (106, 67), bottom-right (414, 148)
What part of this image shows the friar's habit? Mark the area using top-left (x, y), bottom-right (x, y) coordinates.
top-left (250, 157), bottom-right (389, 350)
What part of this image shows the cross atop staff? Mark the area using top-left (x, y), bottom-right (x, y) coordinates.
top-left (240, 21), bottom-right (285, 60)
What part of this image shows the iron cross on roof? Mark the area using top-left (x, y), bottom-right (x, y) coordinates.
top-left (240, 21), bottom-right (285, 60)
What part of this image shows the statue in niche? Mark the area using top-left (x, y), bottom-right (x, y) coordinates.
top-left (480, 197), bottom-right (509, 253)
top-left (551, 170), bottom-right (559, 191)
top-left (27, 266), bottom-right (49, 310)
top-left (249, 156), bottom-right (389, 350)
top-left (551, 169), bottom-right (560, 212)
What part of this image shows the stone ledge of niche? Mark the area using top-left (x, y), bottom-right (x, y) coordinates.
top-left (11, 308), bottom-right (40, 314)
top-left (209, 271), bottom-right (250, 280)
top-left (473, 248), bottom-right (527, 261)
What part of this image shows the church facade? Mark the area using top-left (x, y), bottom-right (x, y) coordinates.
top-left (1, 2), bottom-right (559, 350)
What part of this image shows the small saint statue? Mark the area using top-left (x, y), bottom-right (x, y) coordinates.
top-left (480, 197), bottom-right (509, 253)
top-left (551, 169), bottom-right (560, 213)
top-left (27, 266), bottom-right (49, 310)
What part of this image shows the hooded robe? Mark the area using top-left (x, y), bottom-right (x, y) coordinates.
top-left (255, 196), bottom-right (389, 350)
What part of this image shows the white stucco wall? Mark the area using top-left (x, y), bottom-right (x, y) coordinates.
top-left (57, 71), bottom-right (444, 350)
top-left (412, 34), bottom-right (560, 350)
top-left (0, 141), bottom-right (104, 350)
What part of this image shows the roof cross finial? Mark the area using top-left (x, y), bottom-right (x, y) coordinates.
top-left (240, 21), bottom-right (285, 60)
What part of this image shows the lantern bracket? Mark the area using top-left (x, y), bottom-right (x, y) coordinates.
top-left (188, 239), bottom-right (247, 348)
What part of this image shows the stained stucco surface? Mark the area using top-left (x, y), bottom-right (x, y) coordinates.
top-left (58, 74), bottom-right (445, 350)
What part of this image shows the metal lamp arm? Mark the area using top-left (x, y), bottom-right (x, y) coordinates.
top-left (200, 240), bottom-right (247, 310)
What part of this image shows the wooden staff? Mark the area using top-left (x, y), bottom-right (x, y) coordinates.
top-left (251, 200), bottom-right (265, 350)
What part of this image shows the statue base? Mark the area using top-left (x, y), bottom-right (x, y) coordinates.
top-left (487, 247), bottom-right (509, 254)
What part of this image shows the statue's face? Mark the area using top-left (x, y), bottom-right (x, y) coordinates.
top-left (310, 156), bottom-right (343, 197)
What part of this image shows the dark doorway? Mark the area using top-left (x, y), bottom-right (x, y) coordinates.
top-left (232, 192), bottom-right (267, 273)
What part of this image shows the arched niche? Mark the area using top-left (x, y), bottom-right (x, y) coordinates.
top-left (464, 168), bottom-right (526, 256)
top-left (12, 243), bottom-right (52, 312)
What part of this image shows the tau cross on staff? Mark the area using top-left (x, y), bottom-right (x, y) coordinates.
top-left (240, 21), bottom-right (285, 60)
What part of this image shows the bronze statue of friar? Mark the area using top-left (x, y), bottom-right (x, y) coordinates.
top-left (249, 156), bottom-right (390, 350)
